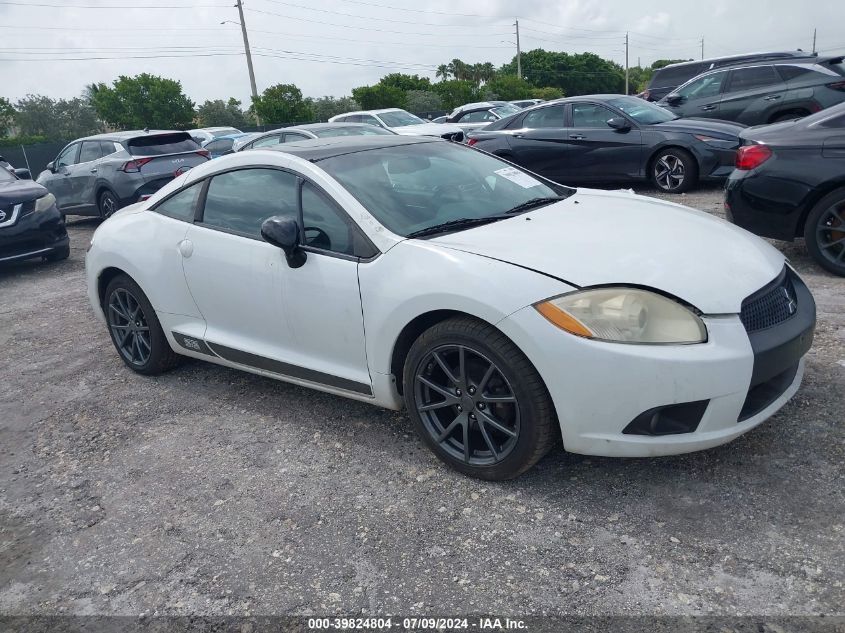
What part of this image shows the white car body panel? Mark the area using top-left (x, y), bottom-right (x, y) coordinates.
top-left (85, 143), bottom-right (811, 460)
top-left (388, 121), bottom-right (464, 137)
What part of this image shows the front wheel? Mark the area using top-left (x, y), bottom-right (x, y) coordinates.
top-left (651, 148), bottom-right (698, 193)
top-left (804, 188), bottom-right (845, 276)
top-left (403, 317), bottom-right (558, 480)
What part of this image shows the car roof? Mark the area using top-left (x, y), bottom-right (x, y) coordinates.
top-left (338, 108), bottom-right (407, 116)
top-left (676, 56), bottom-right (841, 83)
top-left (453, 101), bottom-right (507, 112)
top-left (288, 122), bottom-right (387, 131)
top-left (658, 50), bottom-right (816, 71)
top-left (74, 130), bottom-right (189, 142)
top-left (260, 134), bottom-right (440, 162)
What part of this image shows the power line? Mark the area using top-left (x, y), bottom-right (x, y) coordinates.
top-left (0, 1), bottom-right (229, 7)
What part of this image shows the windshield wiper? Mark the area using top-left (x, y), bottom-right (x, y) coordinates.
top-left (406, 215), bottom-right (510, 239)
top-left (504, 196), bottom-right (568, 215)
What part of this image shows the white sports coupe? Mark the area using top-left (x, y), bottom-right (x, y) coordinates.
top-left (85, 136), bottom-right (815, 479)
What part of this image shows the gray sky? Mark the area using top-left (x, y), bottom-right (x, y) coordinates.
top-left (1, 0), bottom-right (842, 105)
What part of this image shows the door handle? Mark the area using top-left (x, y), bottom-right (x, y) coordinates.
top-left (700, 104), bottom-right (717, 111)
top-left (764, 95), bottom-right (782, 101)
top-left (178, 239), bottom-right (193, 258)
top-left (569, 134), bottom-right (586, 140)
top-left (513, 133), bottom-right (524, 138)
top-left (90, 168), bottom-right (98, 173)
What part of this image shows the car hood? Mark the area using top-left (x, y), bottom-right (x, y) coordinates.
top-left (391, 122), bottom-right (463, 136)
top-left (427, 188), bottom-right (785, 314)
top-left (0, 179), bottom-right (48, 206)
top-left (650, 117), bottom-right (745, 138)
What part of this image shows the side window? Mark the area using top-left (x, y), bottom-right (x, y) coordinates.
top-left (677, 71), bottom-right (727, 99)
top-left (572, 103), bottom-right (616, 128)
top-left (202, 168), bottom-right (298, 238)
top-left (205, 139), bottom-right (234, 154)
top-left (522, 105), bottom-right (565, 129)
top-left (727, 66), bottom-right (780, 92)
top-left (252, 134), bottom-right (283, 148)
top-left (776, 65), bottom-right (813, 82)
top-left (361, 115), bottom-right (381, 126)
top-left (100, 141), bottom-right (119, 157)
top-left (78, 141), bottom-right (103, 164)
top-left (283, 133), bottom-right (309, 142)
top-left (301, 181), bottom-right (356, 255)
top-left (458, 111), bottom-right (493, 123)
top-left (152, 181), bottom-right (203, 222)
top-left (55, 143), bottom-right (80, 169)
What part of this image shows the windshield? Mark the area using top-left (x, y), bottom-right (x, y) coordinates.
top-left (607, 97), bottom-right (676, 124)
top-left (318, 141), bottom-right (571, 237)
top-left (491, 104), bottom-right (522, 118)
top-left (312, 125), bottom-right (394, 138)
top-left (377, 110), bottom-right (426, 128)
top-left (211, 128), bottom-right (242, 138)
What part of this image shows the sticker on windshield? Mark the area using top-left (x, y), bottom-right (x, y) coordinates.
top-left (494, 167), bottom-right (543, 189)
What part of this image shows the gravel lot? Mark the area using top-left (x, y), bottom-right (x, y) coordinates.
top-left (1, 184), bottom-right (843, 618)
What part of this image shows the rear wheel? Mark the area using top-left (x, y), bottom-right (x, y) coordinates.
top-left (651, 148), bottom-right (698, 193)
top-left (98, 190), bottom-right (119, 219)
top-left (403, 316), bottom-right (558, 480)
top-left (45, 243), bottom-right (69, 262)
top-left (103, 274), bottom-right (182, 374)
top-left (804, 188), bottom-right (845, 276)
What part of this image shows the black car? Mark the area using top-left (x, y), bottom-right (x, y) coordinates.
top-left (467, 95), bottom-right (744, 193)
top-left (643, 51), bottom-right (815, 102)
top-left (725, 102), bottom-right (845, 275)
top-left (0, 167), bottom-right (69, 265)
top-left (658, 56), bottom-right (845, 126)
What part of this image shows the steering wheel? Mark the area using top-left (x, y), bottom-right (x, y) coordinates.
top-left (304, 226), bottom-right (331, 250)
top-left (432, 182), bottom-right (466, 206)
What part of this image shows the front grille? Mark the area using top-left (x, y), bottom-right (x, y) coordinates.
top-left (740, 268), bottom-right (798, 333)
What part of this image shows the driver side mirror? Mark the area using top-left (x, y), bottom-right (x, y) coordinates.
top-left (13, 168), bottom-right (32, 180)
top-left (261, 215), bottom-right (307, 268)
top-left (606, 117), bottom-right (631, 132)
top-left (665, 94), bottom-right (684, 106)
top-left (46, 161), bottom-right (56, 173)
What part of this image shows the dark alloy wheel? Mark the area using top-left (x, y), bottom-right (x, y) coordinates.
top-left (805, 188), bottom-right (845, 276)
top-left (652, 148), bottom-right (697, 194)
top-left (103, 274), bottom-right (182, 374)
top-left (403, 316), bottom-right (558, 480)
top-left (99, 190), bottom-right (119, 219)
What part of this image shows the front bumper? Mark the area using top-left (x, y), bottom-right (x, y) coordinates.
top-left (0, 202), bottom-right (69, 264)
top-left (497, 273), bottom-right (815, 457)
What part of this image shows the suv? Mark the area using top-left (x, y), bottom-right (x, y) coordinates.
top-left (643, 51), bottom-right (815, 102)
top-left (658, 56), bottom-right (845, 125)
top-left (37, 131), bottom-right (210, 218)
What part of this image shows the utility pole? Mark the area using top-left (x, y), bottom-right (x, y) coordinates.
top-left (812, 28), bottom-right (817, 54)
top-left (624, 32), bottom-right (629, 95)
top-left (235, 0), bottom-right (260, 125)
top-left (700, 37), bottom-right (704, 60)
top-left (515, 18), bottom-right (522, 79)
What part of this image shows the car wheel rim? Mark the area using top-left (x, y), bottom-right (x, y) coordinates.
top-left (107, 288), bottom-right (151, 366)
top-left (816, 200), bottom-right (845, 266)
top-left (654, 154), bottom-right (685, 191)
top-left (102, 195), bottom-right (116, 218)
top-left (414, 344), bottom-right (520, 466)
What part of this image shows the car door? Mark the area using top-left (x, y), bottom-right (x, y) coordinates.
top-left (69, 140), bottom-right (104, 214)
top-left (180, 167), bottom-right (372, 393)
top-left (719, 65), bottom-right (786, 124)
top-left (667, 70), bottom-right (729, 118)
top-left (564, 102), bottom-right (643, 182)
top-left (506, 104), bottom-right (571, 180)
top-left (44, 142), bottom-right (81, 211)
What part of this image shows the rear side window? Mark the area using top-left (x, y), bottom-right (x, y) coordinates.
top-left (153, 181), bottom-right (203, 222)
top-left (201, 168), bottom-right (298, 238)
top-left (79, 141), bottom-right (103, 164)
top-left (100, 141), bottom-right (120, 156)
top-left (727, 66), bottom-right (781, 92)
top-left (127, 133), bottom-right (200, 156)
top-left (651, 63), bottom-right (705, 88)
top-left (251, 134), bottom-right (283, 148)
top-left (522, 105), bottom-right (565, 129)
top-left (776, 65), bottom-right (814, 81)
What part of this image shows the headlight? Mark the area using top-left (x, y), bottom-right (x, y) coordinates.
top-left (34, 193), bottom-right (56, 213)
top-left (534, 288), bottom-right (707, 344)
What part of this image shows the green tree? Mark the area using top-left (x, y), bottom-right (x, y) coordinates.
top-left (435, 64), bottom-right (451, 81)
top-left (432, 80), bottom-right (480, 110)
top-left (89, 74), bottom-right (195, 129)
top-left (500, 49), bottom-right (624, 96)
top-left (252, 83), bottom-right (313, 124)
top-left (531, 86), bottom-right (564, 100)
top-left (0, 97), bottom-right (14, 137)
top-left (351, 84), bottom-right (407, 110)
top-left (483, 75), bottom-right (534, 100)
top-left (14, 95), bottom-right (102, 139)
top-left (378, 73), bottom-right (432, 92)
top-left (306, 96), bottom-right (360, 121)
top-left (405, 90), bottom-right (443, 113)
top-left (196, 98), bottom-right (249, 128)
top-left (652, 58), bottom-right (691, 70)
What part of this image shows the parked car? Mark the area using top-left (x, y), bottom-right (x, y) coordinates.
top-left (430, 116), bottom-right (448, 124)
top-left (441, 101), bottom-right (523, 133)
top-left (642, 51), bottom-right (816, 102)
top-left (467, 95), bottom-right (743, 193)
top-left (725, 102), bottom-right (845, 275)
top-left (658, 56), bottom-right (845, 125)
top-left (202, 133), bottom-right (254, 158)
top-left (37, 131), bottom-right (210, 218)
top-left (236, 123), bottom-right (395, 151)
top-left (86, 135), bottom-right (814, 480)
top-left (188, 127), bottom-right (243, 145)
top-left (1, 166), bottom-right (69, 264)
top-left (510, 99), bottom-right (545, 109)
top-left (329, 108), bottom-right (465, 141)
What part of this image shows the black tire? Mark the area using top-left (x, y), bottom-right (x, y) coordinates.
top-left (103, 274), bottom-right (182, 375)
top-left (804, 187), bottom-right (845, 276)
top-left (650, 147), bottom-right (698, 193)
top-left (403, 316), bottom-right (558, 480)
top-left (44, 243), bottom-right (70, 262)
top-left (98, 189), bottom-right (120, 219)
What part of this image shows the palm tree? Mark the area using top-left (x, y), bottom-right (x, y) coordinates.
top-left (480, 62), bottom-right (496, 84)
top-left (435, 64), bottom-right (451, 81)
top-left (451, 59), bottom-right (469, 82)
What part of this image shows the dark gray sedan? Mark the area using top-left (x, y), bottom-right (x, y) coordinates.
top-left (235, 122), bottom-right (395, 151)
top-left (467, 95), bottom-right (744, 193)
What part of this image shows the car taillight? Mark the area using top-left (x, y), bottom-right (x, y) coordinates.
top-left (196, 149), bottom-right (210, 159)
top-left (827, 81), bottom-right (845, 92)
top-left (467, 138), bottom-right (478, 147)
top-left (120, 157), bottom-right (153, 172)
top-left (735, 144), bottom-right (772, 170)
top-left (139, 194), bottom-right (152, 202)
